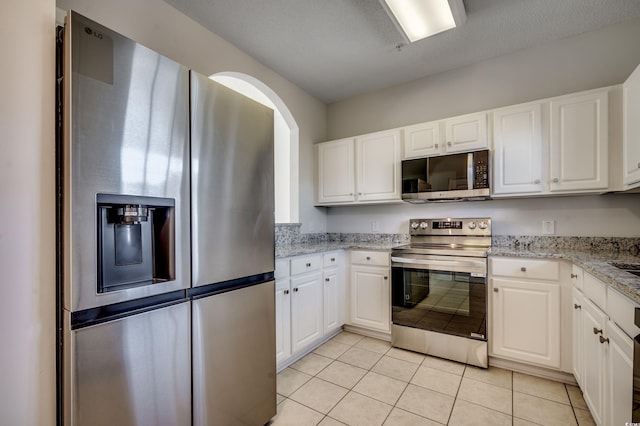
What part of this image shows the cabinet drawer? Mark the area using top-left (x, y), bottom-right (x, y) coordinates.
top-left (323, 252), bottom-right (341, 268)
top-left (275, 259), bottom-right (290, 279)
top-left (607, 287), bottom-right (639, 338)
top-left (584, 272), bottom-right (607, 310)
top-left (351, 250), bottom-right (389, 267)
top-left (290, 254), bottom-right (322, 276)
top-left (491, 257), bottom-right (560, 281)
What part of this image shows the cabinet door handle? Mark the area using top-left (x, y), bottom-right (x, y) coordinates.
top-left (284, 289), bottom-right (289, 295)
top-left (293, 288), bottom-right (299, 292)
top-left (434, 143), bottom-right (439, 149)
top-left (593, 327), bottom-right (602, 335)
top-left (384, 276), bottom-right (388, 280)
top-left (366, 256), bottom-right (371, 260)
top-left (571, 273), bottom-right (578, 278)
top-left (447, 141), bottom-right (452, 147)
top-left (306, 263), bottom-right (311, 267)
top-left (574, 304), bottom-right (581, 310)
top-left (331, 257), bottom-right (336, 262)
top-left (493, 288), bottom-right (499, 293)
top-left (520, 267), bottom-right (527, 272)
top-left (358, 192), bottom-right (362, 196)
top-left (533, 179), bottom-right (540, 184)
top-left (325, 278), bottom-right (330, 282)
top-left (552, 178), bottom-right (559, 183)
top-left (599, 336), bottom-right (610, 344)
top-left (637, 162), bottom-right (640, 169)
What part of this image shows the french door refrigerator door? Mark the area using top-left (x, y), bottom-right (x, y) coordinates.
top-left (192, 281), bottom-right (276, 426)
top-left (190, 71), bottom-right (275, 287)
top-left (64, 301), bottom-right (191, 426)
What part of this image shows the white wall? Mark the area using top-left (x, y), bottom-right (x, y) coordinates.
top-left (327, 194), bottom-right (640, 237)
top-left (325, 18), bottom-right (640, 237)
top-left (0, 0), bottom-right (56, 424)
top-left (57, 0), bottom-right (328, 232)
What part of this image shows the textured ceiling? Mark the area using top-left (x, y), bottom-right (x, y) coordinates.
top-left (161, 0), bottom-right (640, 103)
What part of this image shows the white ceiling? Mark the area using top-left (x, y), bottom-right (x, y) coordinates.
top-left (161, 0), bottom-right (640, 104)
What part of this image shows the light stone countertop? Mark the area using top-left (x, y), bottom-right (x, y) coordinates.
top-left (276, 242), bottom-right (640, 305)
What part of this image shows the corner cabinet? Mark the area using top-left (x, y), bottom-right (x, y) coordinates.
top-left (623, 63), bottom-right (640, 188)
top-left (315, 130), bottom-right (401, 206)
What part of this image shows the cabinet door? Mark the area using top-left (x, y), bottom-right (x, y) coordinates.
top-left (607, 320), bottom-right (634, 426)
top-left (316, 138), bottom-right (355, 204)
top-left (350, 265), bottom-right (390, 332)
top-left (403, 120), bottom-right (443, 158)
top-left (275, 278), bottom-right (291, 364)
top-left (491, 278), bottom-right (560, 368)
top-left (572, 288), bottom-right (584, 387)
top-left (549, 90), bottom-right (608, 192)
top-left (582, 298), bottom-right (607, 426)
top-left (323, 269), bottom-right (341, 335)
top-left (492, 103), bottom-right (544, 195)
top-left (444, 112), bottom-right (488, 153)
top-left (290, 272), bottom-right (323, 353)
top-left (356, 130), bottom-right (401, 202)
top-left (624, 64), bottom-right (640, 186)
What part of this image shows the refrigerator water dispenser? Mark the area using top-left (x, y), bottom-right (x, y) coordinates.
top-left (97, 194), bottom-right (175, 292)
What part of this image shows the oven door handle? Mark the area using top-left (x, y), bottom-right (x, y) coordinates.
top-left (391, 256), bottom-right (486, 273)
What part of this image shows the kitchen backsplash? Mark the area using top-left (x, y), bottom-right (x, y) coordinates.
top-left (275, 224), bottom-right (640, 256)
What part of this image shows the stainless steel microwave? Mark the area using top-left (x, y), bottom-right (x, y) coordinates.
top-left (401, 150), bottom-right (490, 202)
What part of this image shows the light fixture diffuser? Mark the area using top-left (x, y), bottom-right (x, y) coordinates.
top-left (381, 0), bottom-right (466, 43)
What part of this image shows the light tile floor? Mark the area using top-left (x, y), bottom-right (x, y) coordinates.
top-left (270, 331), bottom-right (595, 426)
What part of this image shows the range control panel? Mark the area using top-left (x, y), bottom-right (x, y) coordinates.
top-left (409, 218), bottom-right (491, 236)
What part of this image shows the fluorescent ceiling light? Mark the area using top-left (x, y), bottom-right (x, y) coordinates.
top-left (381, 0), bottom-right (466, 43)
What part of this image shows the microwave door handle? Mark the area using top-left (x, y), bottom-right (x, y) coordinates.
top-left (467, 152), bottom-right (473, 190)
top-left (391, 256), bottom-right (485, 272)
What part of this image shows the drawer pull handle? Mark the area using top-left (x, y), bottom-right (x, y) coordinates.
top-left (571, 273), bottom-right (578, 278)
top-left (533, 179), bottom-right (540, 184)
top-left (434, 143), bottom-right (439, 148)
top-left (284, 289), bottom-right (289, 295)
top-left (325, 278), bottom-right (330, 282)
top-left (574, 304), bottom-right (581, 310)
top-left (493, 288), bottom-right (499, 293)
top-left (306, 263), bottom-right (311, 267)
top-left (447, 141), bottom-right (452, 146)
top-left (593, 327), bottom-right (602, 335)
top-left (384, 276), bottom-right (388, 280)
top-left (293, 288), bottom-right (299, 292)
top-left (331, 257), bottom-right (336, 262)
top-left (520, 267), bottom-right (527, 272)
top-left (366, 256), bottom-right (371, 260)
top-left (599, 336), bottom-right (610, 344)
top-left (552, 178), bottom-right (559, 183)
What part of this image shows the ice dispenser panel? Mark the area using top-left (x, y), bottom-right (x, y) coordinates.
top-left (97, 194), bottom-right (175, 293)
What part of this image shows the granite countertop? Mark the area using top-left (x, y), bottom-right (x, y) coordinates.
top-left (491, 247), bottom-right (640, 305)
top-left (276, 239), bottom-right (640, 305)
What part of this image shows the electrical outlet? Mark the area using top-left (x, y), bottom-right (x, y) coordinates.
top-left (542, 220), bottom-right (555, 235)
top-left (371, 221), bottom-right (379, 232)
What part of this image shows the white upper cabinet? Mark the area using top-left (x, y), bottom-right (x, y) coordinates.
top-left (549, 90), bottom-right (608, 192)
top-left (492, 102), bottom-right (544, 195)
top-left (403, 120), bottom-right (443, 158)
top-left (623, 64), bottom-right (640, 187)
top-left (315, 130), bottom-right (401, 206)
top-left (444, 112), bottom-right (489, 153)
top-left (316, 138), bottom-right (355, 204)
top-left (356, 130), bottom-right (401, 202)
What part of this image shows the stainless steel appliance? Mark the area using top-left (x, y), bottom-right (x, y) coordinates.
top-left (401, 150), bottom-right (490, 202)
top-left (633, 307), bottom-right (640, 421)
top-left (391, 218), bottom-right (491, 368)
top-left (57, 11), bottom-right (275, 426)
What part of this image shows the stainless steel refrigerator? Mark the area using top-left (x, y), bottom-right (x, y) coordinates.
top-left (57, 11), bottom-right (275, 426)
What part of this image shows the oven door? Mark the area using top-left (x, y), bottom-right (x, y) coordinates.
top-left (391, 253), bottom-right (487, 340)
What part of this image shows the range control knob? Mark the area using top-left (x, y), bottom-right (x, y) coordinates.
top-left (420, 222), bottom-right (429, 230)
top-left (411, 222), bottom-right (420, 230)
top-left (478, 221), bottom-right (489, 230)
top-left (468, 221), bottom-right (477, 230)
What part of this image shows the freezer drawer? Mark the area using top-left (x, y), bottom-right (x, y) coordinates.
top-left (192, 280), bottom-right (276, 426)
top-left (64, 301), bottom-right (191, 426)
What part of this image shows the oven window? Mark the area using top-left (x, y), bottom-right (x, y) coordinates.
top-left (391, 267), bottom-right (486, 339)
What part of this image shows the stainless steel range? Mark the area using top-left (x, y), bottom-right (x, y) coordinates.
top-left (391, 218), bottom-right (491, 368)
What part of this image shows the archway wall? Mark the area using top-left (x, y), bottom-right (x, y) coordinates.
top-left (57, 0), bottom-right (328, 232)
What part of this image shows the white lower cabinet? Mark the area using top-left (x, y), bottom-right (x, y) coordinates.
top-left (349, 250), bottom-right (390, 333)
top-left (489, 258), bottom-right (563, 369)
top-left (572, 268), bottom-right (637, 426)
top-left (276, 251), bottom-right (344, 368)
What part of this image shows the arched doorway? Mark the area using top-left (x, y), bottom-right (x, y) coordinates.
top-left (210, 72), bottom-right (299, 224)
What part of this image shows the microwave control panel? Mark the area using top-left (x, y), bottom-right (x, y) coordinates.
top-left (473, 151), bottom-right (489, 189)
